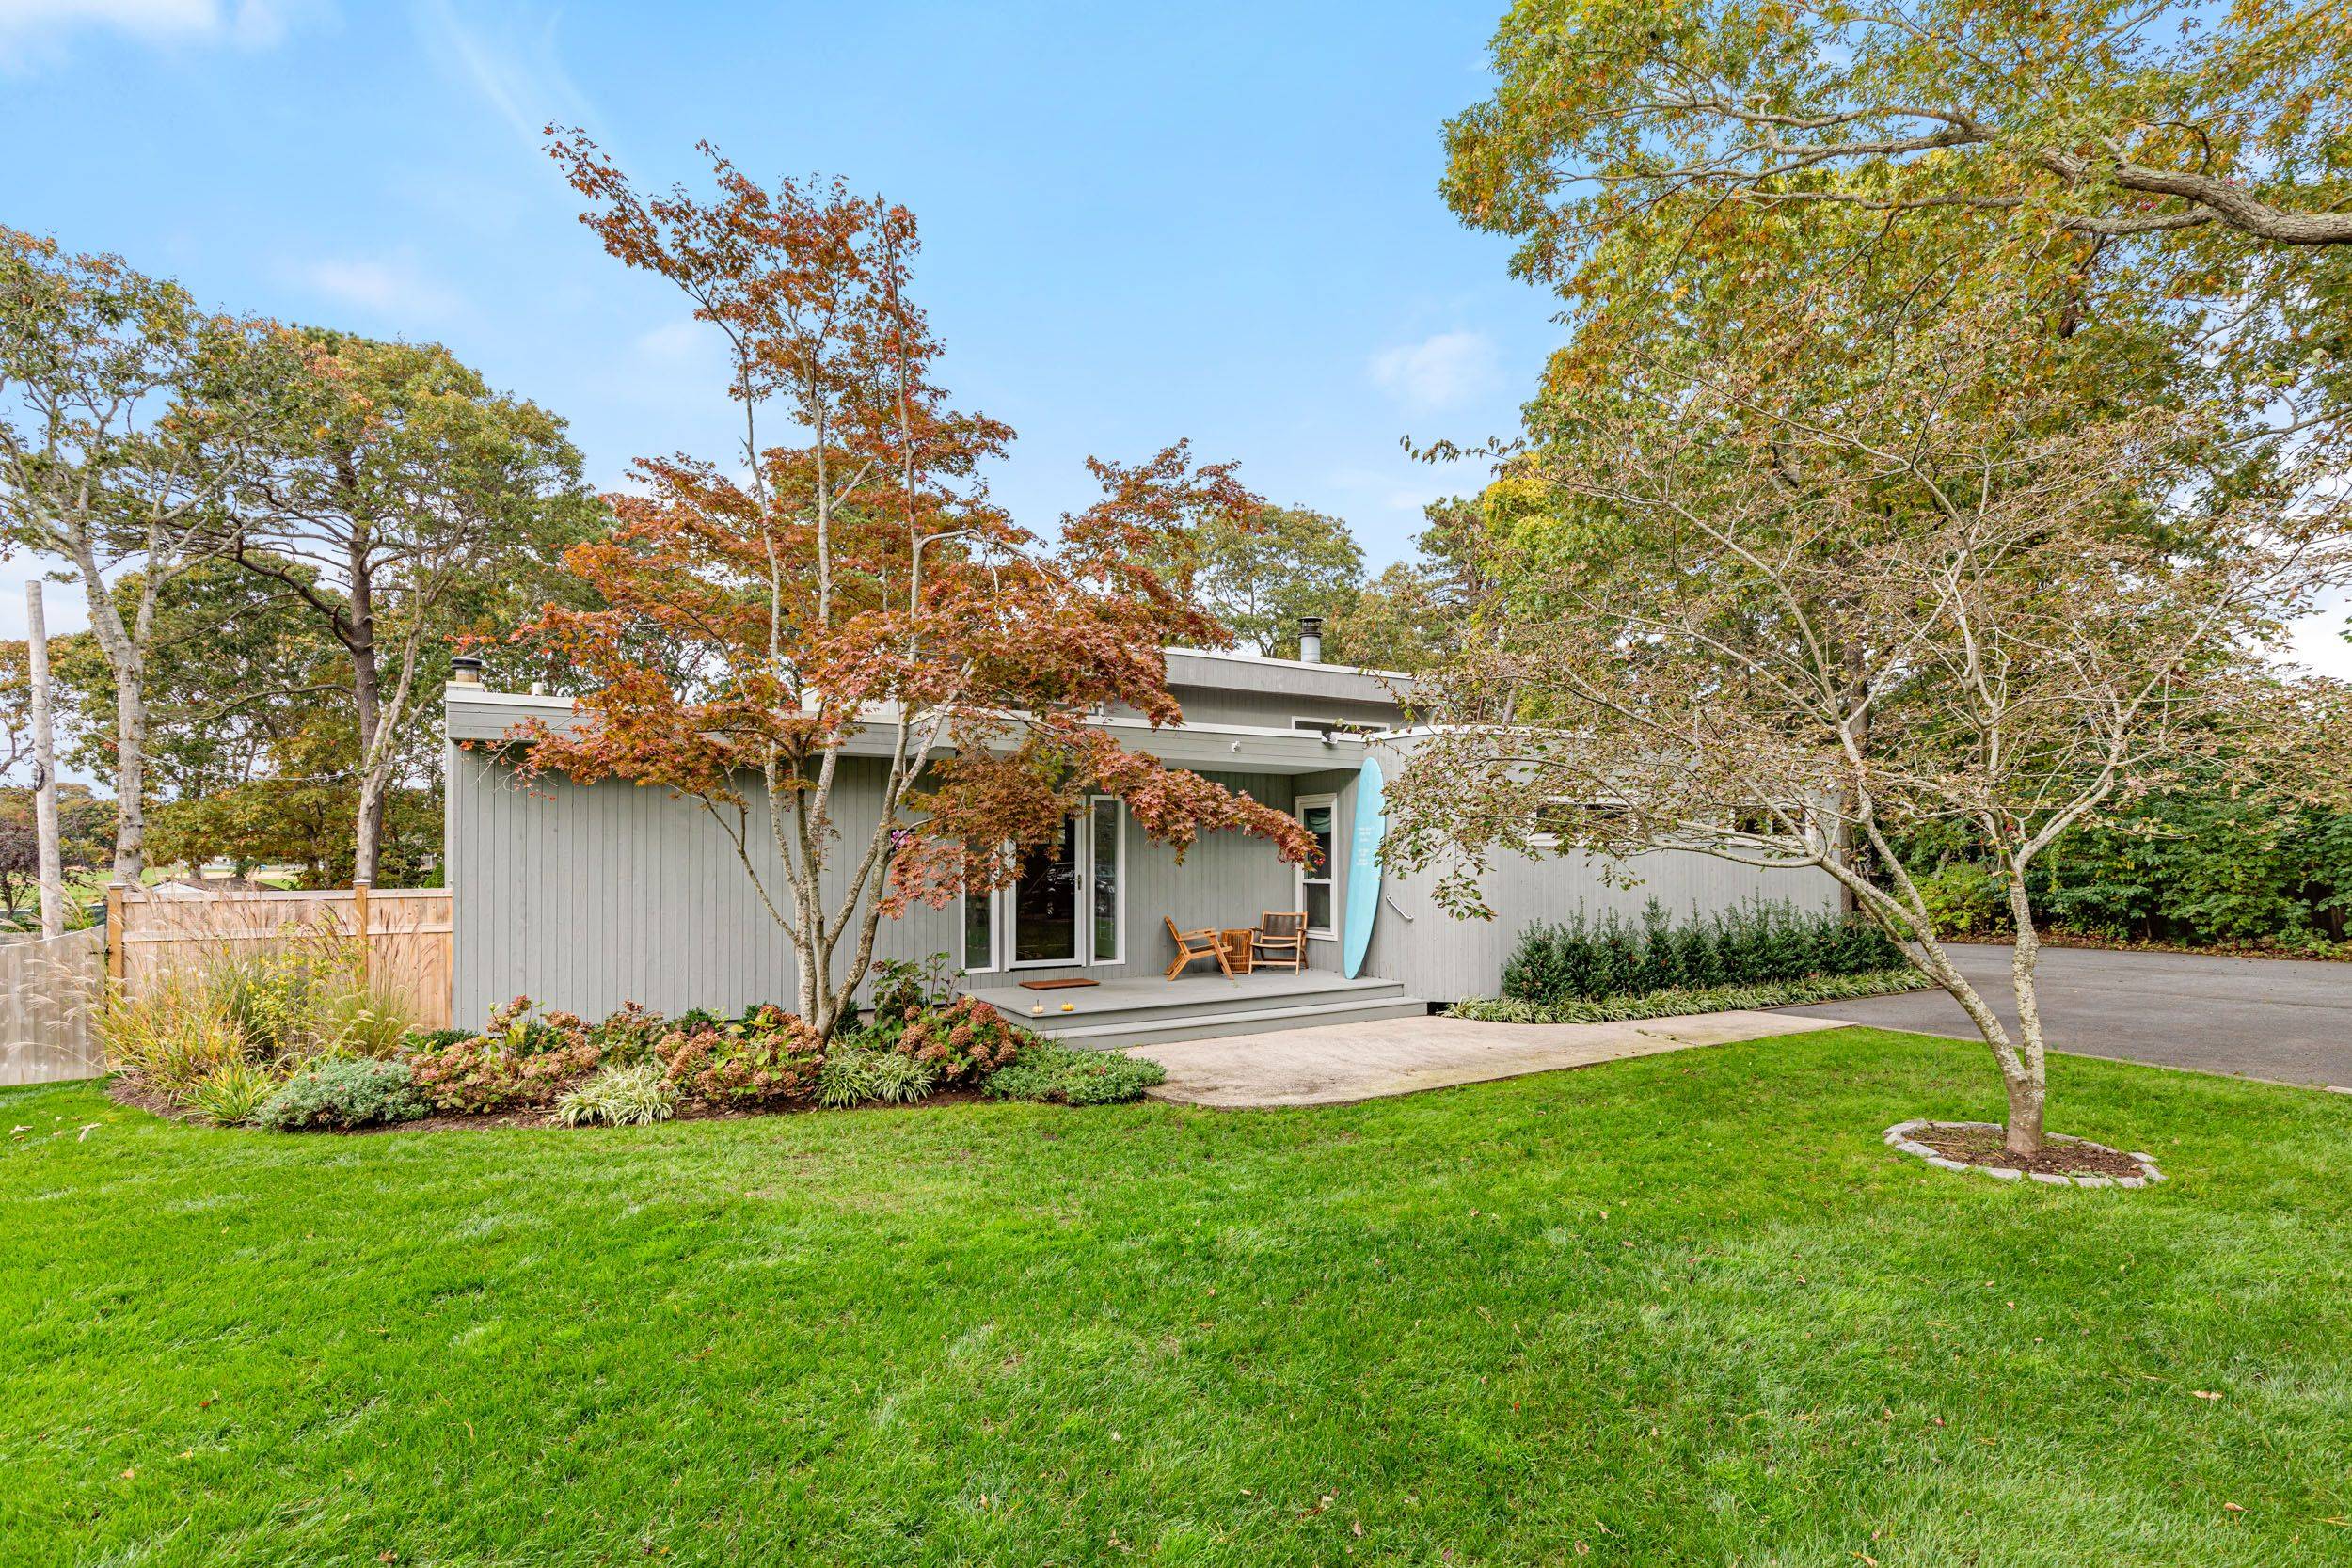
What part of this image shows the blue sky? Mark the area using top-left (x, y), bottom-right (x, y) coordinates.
top-left (5, 0), bottom-right (2343, 674)
top-left (0, 0), bottom-right (1557, 641)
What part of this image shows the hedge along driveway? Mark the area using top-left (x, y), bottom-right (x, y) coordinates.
top-left (4, 1028), bottom-right (2350, 1566)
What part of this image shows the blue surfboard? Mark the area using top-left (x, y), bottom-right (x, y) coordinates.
top-left (1341, 755), bottom-right (1384, 978)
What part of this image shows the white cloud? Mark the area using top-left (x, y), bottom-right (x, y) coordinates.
top-left (2282, 590), bottom-right (2352, 681)
top-left (287, 254), bottom-right (458, 323)
top-left (412, 0), bottom-right (589, 151)
top-left (0, 0), bottom-right (310, 64)
top-left (1368, 329), bottom-right (1500, 413)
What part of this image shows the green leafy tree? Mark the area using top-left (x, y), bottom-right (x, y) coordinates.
top-left (1444, 0), bottom-right (2351, 452)
top-left (0, 227), bottom-right (285, 878)
top-left (1172, 503), bottom-right (1365, 657)
top-left (228, 329), bottom-right (594, 883)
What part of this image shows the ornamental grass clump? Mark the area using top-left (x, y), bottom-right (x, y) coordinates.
top-left (552, 1062), bottom-right (677, 1127)
top-left (816, 1041), bottom-right (941, 1108)
top-left (99, 928), bottom-right (419, 1113)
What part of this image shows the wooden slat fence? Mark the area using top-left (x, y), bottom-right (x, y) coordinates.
top-left (113, 887), bottom-right (454, 1031)
top-left (0, 927), bottom-right (106, 1086)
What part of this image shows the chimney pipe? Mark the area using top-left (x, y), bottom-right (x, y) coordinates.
top-left (1298, 615), bottom-right (1325, 664)
top-left (450, 655), bottom-right (485, 687)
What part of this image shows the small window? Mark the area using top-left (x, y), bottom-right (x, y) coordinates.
top-left (961, 848), bottom-right (999, 973)
top-left (1090, 796), bottom-right (1122, 965)
top-left (1296, 794), bottom-right (1337, 936)
top-left (1291, 716), bottom-right (1381, 737)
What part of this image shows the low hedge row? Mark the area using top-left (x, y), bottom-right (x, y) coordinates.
top-left (1502, 898), bottom-right (1905, 1006)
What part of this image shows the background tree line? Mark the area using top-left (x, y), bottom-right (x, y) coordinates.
top-left (1, 228), bottom-right (599, 898)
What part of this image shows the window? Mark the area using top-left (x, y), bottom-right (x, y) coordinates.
top-left (1090, 797), bottom-right (1123, 964)
top-left (1291, 716), bottom-right (1382, 737)
top-left (961, 847), bottom-right (1000, 973)
top-left (1295, 793), bottom-right (1337, 937)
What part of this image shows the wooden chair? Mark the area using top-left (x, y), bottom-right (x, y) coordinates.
top-left (1164, 916), bottom-right (1235, 980)
top-left (1252, 911), bottom-right (1308, 973)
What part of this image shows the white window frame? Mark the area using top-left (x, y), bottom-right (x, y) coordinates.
top-left (1295, 792), bottom-right (1339, 940)
top-left (959, 852), bottom-right (1003, 974)
top-left (1087, 795), bottom-right (1125, 967)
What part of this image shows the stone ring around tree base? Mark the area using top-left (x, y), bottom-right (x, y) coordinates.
top-left (1883, 1120), bottom-right (2167, 1188)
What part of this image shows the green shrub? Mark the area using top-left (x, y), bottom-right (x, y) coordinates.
top-left (817, 1042), bottom-right (942, 1108)
top-left (1916, 862), bottom-right (2007, 938)
top-left (661, 1005), bottom-right (825, 1106)
top-left (552, 1062), bottom-right (678, 1127)
top-left (187, 1057), bottom-right (275, 1127)
top-left (896, 995), bottom-right (1030, 1084)
top-left (1500, 899), bottom-right (1904, 1006)
top-left (404, 997), bottom-right (603, 1115)
top-left (255, 1057), bottom-right (427, 1132)
top-left (980, 1044), bottom-right (1166, 1106)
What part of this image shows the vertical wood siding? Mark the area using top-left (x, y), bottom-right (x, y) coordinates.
top-left (448, 748), bottom-right (1311, 1023)
top-left (1358, 740), bottom-right (1844, 1003)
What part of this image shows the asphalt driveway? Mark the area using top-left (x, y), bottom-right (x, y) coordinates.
top-left (1776, 943), bottom-right (2352, 1088)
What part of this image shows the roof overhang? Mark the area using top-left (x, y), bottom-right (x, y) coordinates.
top-left (443, 686), bottom-right (1373, 777)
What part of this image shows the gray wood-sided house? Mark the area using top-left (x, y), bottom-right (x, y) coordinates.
top-left (443, 634), bottom-right (1838, 1047)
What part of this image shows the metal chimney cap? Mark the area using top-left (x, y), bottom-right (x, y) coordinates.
top-left (449, 655), bottom-right (485, 686)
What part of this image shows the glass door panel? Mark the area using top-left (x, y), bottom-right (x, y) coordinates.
top-left (1011, 831), bottom-right (1080, 965)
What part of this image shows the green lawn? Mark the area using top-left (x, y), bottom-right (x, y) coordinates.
top-left (5, 1028), bottom-right (2348, 1567)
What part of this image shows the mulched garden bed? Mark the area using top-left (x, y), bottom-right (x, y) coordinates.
top-left (1883, 1118), bottom-right (2166, 1188)
top-left (105, 1074), bottom-right (985, 1136)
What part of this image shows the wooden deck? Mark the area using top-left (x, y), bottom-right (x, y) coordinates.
top-left (962, 969), bottom-right (1426, 1049)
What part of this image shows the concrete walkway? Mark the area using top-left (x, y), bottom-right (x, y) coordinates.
top-left (1131, 1009), bottom-right (1851, 1108)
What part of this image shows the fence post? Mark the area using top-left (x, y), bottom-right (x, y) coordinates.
top-left (352, 877), bottom-right (372, 988)
top-left (105, 880), bottom-right (127, 986)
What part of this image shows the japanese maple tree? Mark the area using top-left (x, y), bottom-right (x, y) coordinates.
top-left (505, 134), bottom-right (1311, 1038)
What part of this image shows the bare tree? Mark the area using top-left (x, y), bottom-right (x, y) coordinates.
top-left (1386, 308), bottom-right (2350, 1156)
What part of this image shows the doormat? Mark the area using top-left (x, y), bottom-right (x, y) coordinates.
top-left (1016, 977), bottom-right (1101, 990)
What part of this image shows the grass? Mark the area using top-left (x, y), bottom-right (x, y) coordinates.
top-left (4, 1027), bottom-right (2349, 1566)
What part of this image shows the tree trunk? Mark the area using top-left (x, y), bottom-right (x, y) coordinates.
top-left (25, 582), bottom-right (64, 939)
top-left (2001, 864), bottom-right (2050, 1158)
top-left (347, 537), bottom-right (383, 886)
top-left (111, 661), bottom-right (148, 883)
top-left (2002, 1066), bottom-right (2046, 1158)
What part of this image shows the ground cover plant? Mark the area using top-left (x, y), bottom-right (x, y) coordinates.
top-left (5, 1027), bottom-right (2346, 1565)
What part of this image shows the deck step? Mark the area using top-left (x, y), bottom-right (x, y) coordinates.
top-left (981, 977), bottom-right (1410, 1031)
top-left (1036, 994), bottom-right (1431, 1050)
